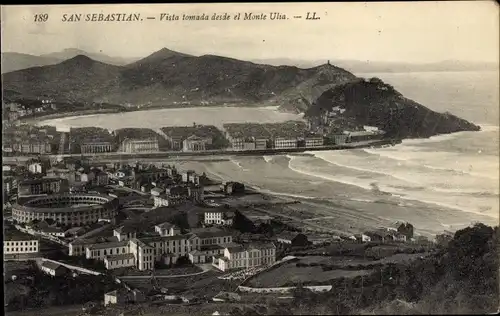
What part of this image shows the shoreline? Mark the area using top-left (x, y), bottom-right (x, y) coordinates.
top-left (22, 104), bottom-right (283, 125)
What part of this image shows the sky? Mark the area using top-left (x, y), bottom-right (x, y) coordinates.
top-left (1, 2), bottom-right (498, 63)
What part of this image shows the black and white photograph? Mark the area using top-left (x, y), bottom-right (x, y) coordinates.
top-left (1, 2), bottom-right (499, 315)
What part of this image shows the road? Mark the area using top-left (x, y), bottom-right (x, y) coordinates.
top-left (7, 305), bottom-right (84, 316)
top-left (119, 264), bottom-right (212, 280)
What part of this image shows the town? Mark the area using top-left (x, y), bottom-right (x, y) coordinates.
top-left (2, 99), bottom-right (388, 157)
top-left (4, 149), bottom-right (454, 315)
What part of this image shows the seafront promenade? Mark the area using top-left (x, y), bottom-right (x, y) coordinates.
top-left (2, 139), bottom-right (401, 163)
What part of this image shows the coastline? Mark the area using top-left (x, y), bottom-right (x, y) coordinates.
top-left (23, 103), bottom-right (281, 125)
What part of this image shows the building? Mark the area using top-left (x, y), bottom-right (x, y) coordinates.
top-left (153, 194), bottom-right (186, 208)
top-left (391, 222), bottom-right (414, 240)
top-left (41, 226), bottom-right (66, 238)
top-left (212, 242), bottom-right (276, 272)
top-left (273, 137), bottom-right (297, 149)
top-left (104, 289), bottom-right (129, 306)
top-left (120, 138), bottom-right (159, 153)
top-left (204, 210), bottom-right (235, 226)
top-left (151, 187), bottom-right (164, 196)
top-left (12, 193), bottom-right (119, 226)
top-left (46, 167), bottom-right (76, 183)
top-left (80, 141), bottom-right (114, 154)
top-left (17, 138), bottom-right (53, 154)
top-left (28, 162), bottom-right (44, 174)
top-left (304, 136), bottom-right (324, 147)
top-left (276, 232), bottom-right (309, 247)
top-left (18, 177), bottom-right (69, 197)
top-left (4, 233), bottom-right (39, 255)
top-left (104, 253), bottom-right (136, 270)
top-left (182, 135), bottom-right (207, 152)
top-left (85, 240), bottom-right (130, 260)
top-left (114, 226), bottom-right (138, 241)
top-left (364, 231), bottom-right (383, 242)
top-left (155, 222), bottom-right (181, 237)
top-left (345, 130), bottom-right (385, 143)
top-left (40, 261), bottom-right (69, 277)
top-left (222, 182), bottom-right (245, 195)
top-left (331, 134), bottom-right (348, 145)
top-left (356, 233), bottom-right (372, 243)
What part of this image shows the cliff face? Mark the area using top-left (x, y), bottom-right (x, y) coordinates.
top-left (305, 77), bottom-right (481, 138)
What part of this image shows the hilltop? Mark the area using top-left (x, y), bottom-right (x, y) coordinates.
top-left (304, 78), bottom-right (481, 138)
top-left (2, 47), bottom-right (482, 138)
top-left (2, 48), bottom-right (356, 107)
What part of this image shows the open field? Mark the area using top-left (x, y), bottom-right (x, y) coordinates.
top-left (247, 261), bottom-right (372, 288)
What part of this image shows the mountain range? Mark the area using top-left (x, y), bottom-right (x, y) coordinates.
top-left (1, 48), bottom-right (138, 73)
top-left (1, 47), bottom-right (481, 138)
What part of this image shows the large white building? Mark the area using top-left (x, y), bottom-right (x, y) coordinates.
top-left (273, 137), bottom-right (298, 149)
top-left (120, 138), bottom-right (159, 153)
top-left (4, 238), bottom-right (39, 255)
top-left (70, 225), bottom-right (235, 271)
top-left (212, 242), bottom-right (276, 272)
top-left (204, 210), bottom-right (235, 226)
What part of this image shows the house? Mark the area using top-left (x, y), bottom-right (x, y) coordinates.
top-left (394, 233), bottom-right (407, 242)
top-left (364, 232), bottom-right (383, 242)
top-left (204, 210), bottom-right (235, 226)
top-left (391, 222), bottom-right (414, 239)
top-left (28, 161), bottom-right (44, 174)
top-left (150, 187), bottom-right (164, 196)
top-left (222, 182), bottom-right (245, 195)
top-left (104, 289), bottom-right (129, 306)
top-left (40, 261), bottom-right (69, 277)
top-left (356, 233), bottom-right (372, 243)
top-left (155, 222), bottom-right (181, 237)
top-left (141, 183), bottom-right (154, 193)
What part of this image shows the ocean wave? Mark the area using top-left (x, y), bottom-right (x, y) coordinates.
top-left (362, 148), bottom-right (498, 180)
top-left (400, 125), bottom-right (499, 146)
top-left (229, 158), bottom-right (249, 171)
top-left (263, 156), bottom-right (274, 163)
top-left (286, 155), bottom-right (499, 219)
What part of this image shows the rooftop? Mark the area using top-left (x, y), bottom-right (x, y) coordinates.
top-left (4, 228), bottom-right (38, 241)
top-left (41, 261), bottom-right (66, 271)
top-left (86, 240), bottom-right (129, 250)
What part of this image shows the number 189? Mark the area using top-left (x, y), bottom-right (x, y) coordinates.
top-left (34, 14), bottom-right (49, 22)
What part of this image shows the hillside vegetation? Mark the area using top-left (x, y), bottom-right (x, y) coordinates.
top-left (283, 223), bottom-right (498, 315)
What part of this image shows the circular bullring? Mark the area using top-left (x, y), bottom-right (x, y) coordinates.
top-left (12, 193), bottom-right (119, 226)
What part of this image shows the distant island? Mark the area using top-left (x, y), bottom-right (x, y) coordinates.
top-left (2, 47), bottom-right (481, 140)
